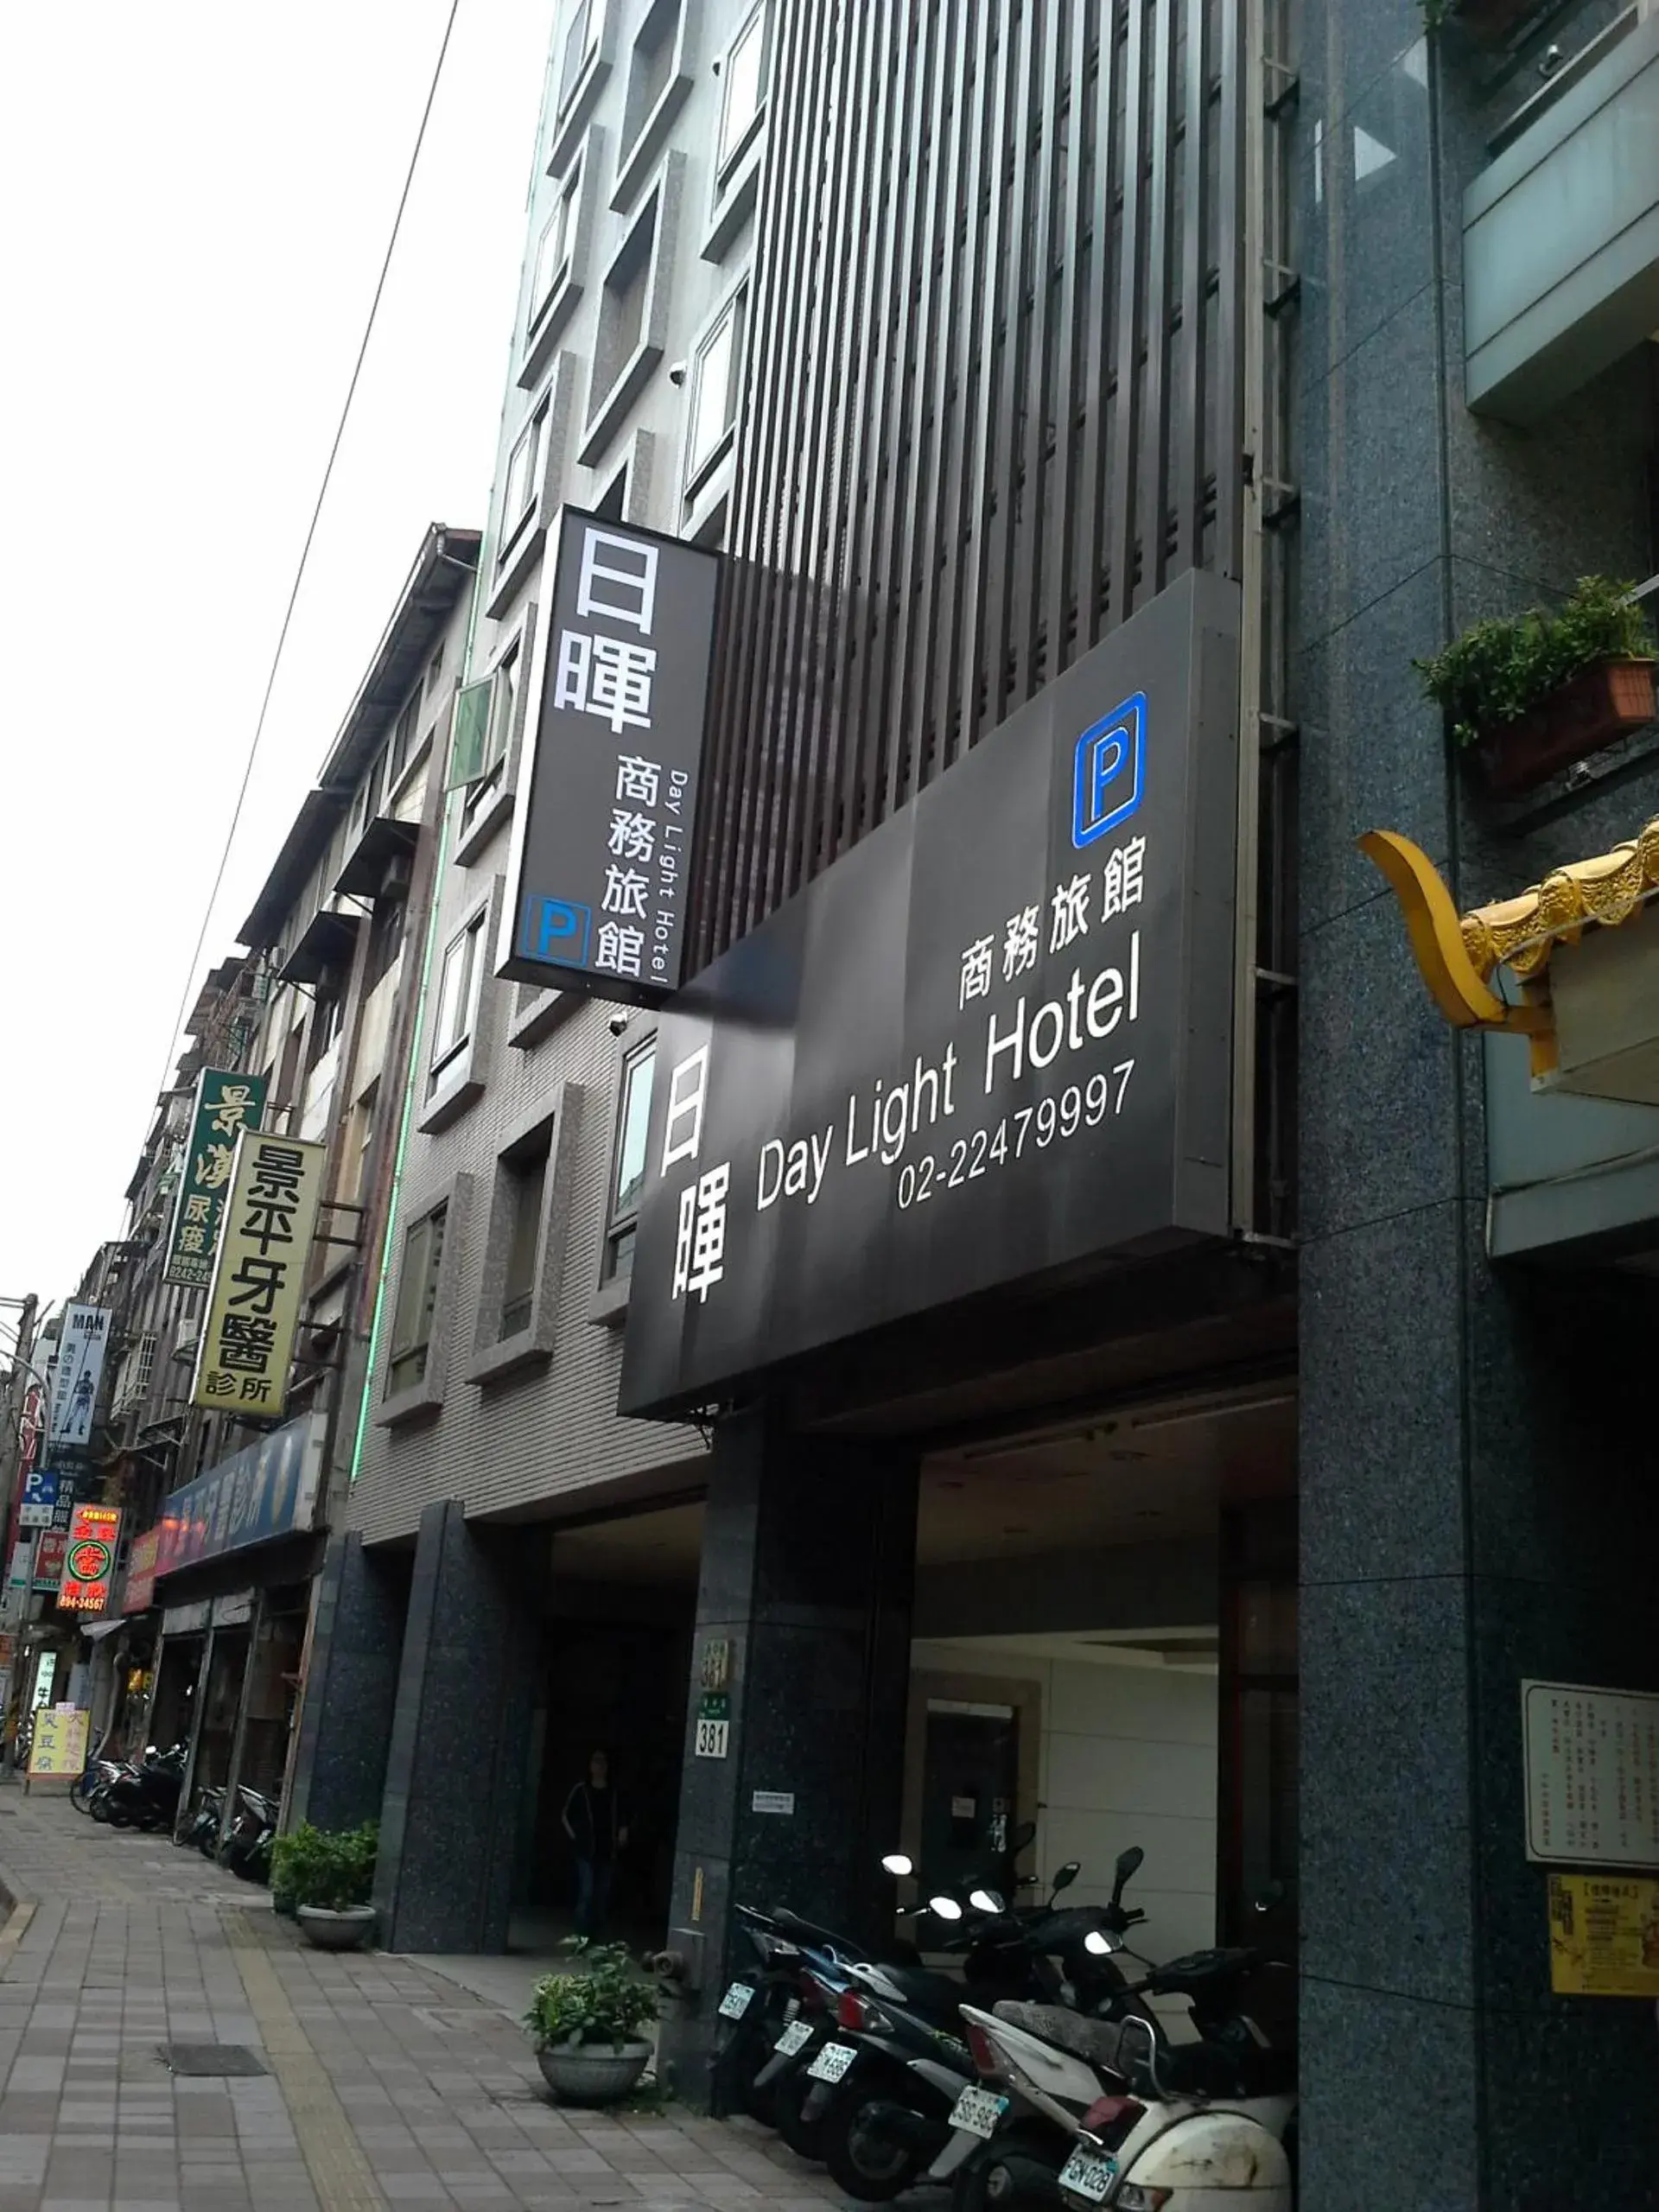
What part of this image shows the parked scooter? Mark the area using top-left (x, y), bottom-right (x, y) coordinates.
top-left (949, 1935), bottom-right (1296, 2210)
top-left (71, 1755), bottom-right (125, 1815)
top-left (220, 1785), bottom-right (278, 1882)
top-left (810, 1848), bottom-right (1153, 2202)
top-left (178, 1785), bottom-right (226, 1855)
top-left (99, 1744), bottom-right (187, 1832)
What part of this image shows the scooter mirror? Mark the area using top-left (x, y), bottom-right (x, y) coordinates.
top-left (881, 1852), bottom-right (915, 1877)
top-left (1052, 1861), bottom-right (1081, 1893)
top-left (1084, 1929), bottom-right (1123, 1956)
top-left (1115, 1845), bottom-right (1145, 1882)
top-left (968, 1888), bottom-right (1005, 1914)
top-left (1009, 1820), bottom-right (1038, 1853)
top-left (930, 1894), bottom-right (964, 1922)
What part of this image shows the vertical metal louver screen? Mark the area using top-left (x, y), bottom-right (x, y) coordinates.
top-left (692, 0), bottom-right (1247, 967)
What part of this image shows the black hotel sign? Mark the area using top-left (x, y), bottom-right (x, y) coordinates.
top-left (499, 506), bottom-right (720, 1007)
top-left (620, 570), bottom-right (1243, 1416)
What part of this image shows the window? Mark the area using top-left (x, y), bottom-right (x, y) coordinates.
top-left (594, 467), bottom-right (627, 522)
top-left (425, 643), bottom-right (444, 697)
top-left (556, 0), bottom-right (595, 112)
top-left (622, 0), bottom-right (678, 156)
top-left (364, 888), bottom-right (405, 992)
top-left (307, 991), bottom-right (343, 1071)
top-left (390, 690), bottom-right (422, 781)
top-left (594, 213), bottom-right (652, 414)
top-left (717, 7), bottom-right (766, 175)
top-left (388, 1204), bottom-right (446, 1395)
top-left (347, 746), bottom-right (387, 842)
top-left (498, 1123), bottom-right (552, 1338)
top-left (687, 288), bottom-right (745, 483)
top-left (501, 405), bottom-right (547, 543)
top-left (340, 1081), bottom-right (378, 1210)
top-left (530, 168), bottom-right (580, 328)
top-left (602, 1040), bottom-right (655, 1280)
top-left (429, 912), bottom-right (486, 1084)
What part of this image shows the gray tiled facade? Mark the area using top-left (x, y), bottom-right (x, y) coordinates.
top-left (346, 0), bottom-right (770, 1545)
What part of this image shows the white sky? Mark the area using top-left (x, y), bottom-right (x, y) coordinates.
top-left (0, 1), bottom-right (555, 1313)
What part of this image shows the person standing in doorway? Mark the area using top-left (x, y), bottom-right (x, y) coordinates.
top-left (563, 1749), bottom-right (627, 1936)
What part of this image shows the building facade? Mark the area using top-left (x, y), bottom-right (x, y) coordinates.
top-left (289, 1), bottom-right (1659, 2207)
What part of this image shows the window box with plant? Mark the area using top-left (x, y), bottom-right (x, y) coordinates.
top-left (1416, 576), bottom-right (1656, 799)
top-left (524, 1939), bottom-right (658, 2105)
top-left (270, 1821), bottom-right (379, 1951)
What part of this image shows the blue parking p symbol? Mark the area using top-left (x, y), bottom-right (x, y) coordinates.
top-left (522, 895), bottom-right (593, 966)
top-left (1072, 692), bottom-right (1147, 849)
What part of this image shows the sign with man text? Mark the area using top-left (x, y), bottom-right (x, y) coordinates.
top-left (190, 1132), bottom-right (327, 1414)
top-left (498, 507), bottom-right (721, 1007)
top-left (46, 1305), bottom-right (111, 1451)
top-left (163, 1068), bottom-right (269, 1288)
top-left (620, 570), bottom-right (1241, 1415)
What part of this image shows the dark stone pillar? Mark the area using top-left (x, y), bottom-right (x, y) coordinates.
top-left (1295, 9), bottom-right (1659, 2204)
top-left (288, 1533), bottom-right (409, 1834)
top-left (372, 1499), bottom-right (539, 1952)
top-left (656, 1408), bottom-right (916, 2101)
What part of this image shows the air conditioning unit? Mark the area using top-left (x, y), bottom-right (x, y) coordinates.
top-left (378, 849), bottom-right (414, 902)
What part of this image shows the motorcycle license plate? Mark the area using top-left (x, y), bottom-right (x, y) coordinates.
top-left (947, 2086), bottom-right (1010, 2139)
top-left (806, 2040), bottom-right (858, 2083)
top-left (773, 2019), bottom-right (814, 2056)
top-left (1058, 2147), bottom-right (1119, 2203)
top-left (717, 1983), bottom-right (756, 2020)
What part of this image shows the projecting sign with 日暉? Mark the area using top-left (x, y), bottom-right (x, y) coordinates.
top-left (498, 508), bottom-right (720, 1008)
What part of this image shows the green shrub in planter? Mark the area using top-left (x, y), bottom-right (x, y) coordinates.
top-left (1415, 576), bottom-right (1653, 750)
top-left (524, 1939), bottom-right (659, 2050)
top-left (270, 1821), bottom-right (378, 1914)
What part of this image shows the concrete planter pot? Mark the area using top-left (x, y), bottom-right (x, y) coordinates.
top-left (535, 2040), bottom-right (652, 2106)
top-left (1470, 658), bottom-right (1656, 798)
top-left (296, 1904), bottom-right (378, 1952)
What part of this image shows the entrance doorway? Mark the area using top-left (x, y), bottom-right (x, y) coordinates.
top-left (919, 1700), bottom-right (1020, 1897)
top-left (899, 1380), bottom-right (1296, 2012)
top-left (516, 1497), bottom-right (704, 1951)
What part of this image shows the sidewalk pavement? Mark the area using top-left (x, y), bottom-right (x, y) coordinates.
top-left (0, 1787), bottom-right (877, 2212)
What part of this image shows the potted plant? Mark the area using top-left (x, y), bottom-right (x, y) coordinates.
top-left (1416, 575), bottom-right (1656, 798)
top-left (524, 1939), bottom-right (658, 2105)
top-left (270, 1821), bottom-right (379, 1951)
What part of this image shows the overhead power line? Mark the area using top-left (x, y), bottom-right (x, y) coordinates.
top-left (143, 0), bottom-right (463, 1125)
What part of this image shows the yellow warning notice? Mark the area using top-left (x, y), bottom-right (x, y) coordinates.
top-left (1548, 1872), bottom-right (1659, 1997)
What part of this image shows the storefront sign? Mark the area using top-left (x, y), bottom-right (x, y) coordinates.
top-left (47, 1304), bottom-right (112, 1449)
top-left (190, 1132), bottom-right (327, 1414)
top-left (58, 1503), bottom-right (122, 1612)
top-left (1548, 1872), bottom-right (1659, 1996)
top-left (156, 1414), bottom-right (321, 1580)
top-left (1523, 1679), bottom-right (1659, 1868)
top-left (211, 1591), bottom-right (255, 1628)
top-left (27, 1705), bottom-right (89, 1779)
top-left (163, 1068), bottom-right (269, 1289)
top-left (122, 1528), bottom-right (162, 1615)
top-left (499, 507), bottom-right (721, 1008)
top-left (621, 570), bottom-right (1241, 1414)
top-left (18, 1467), bottom-right (60, 1529)
top-left (31, 1531), bottom-right (67, 1592)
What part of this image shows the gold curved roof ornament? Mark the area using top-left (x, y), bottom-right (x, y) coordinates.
top-left (1357, 830), bottom-right (1557, 1077)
